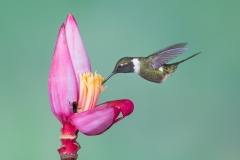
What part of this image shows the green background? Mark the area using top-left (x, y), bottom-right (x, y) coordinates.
top-left (0, 1), bottom-right (239, 160)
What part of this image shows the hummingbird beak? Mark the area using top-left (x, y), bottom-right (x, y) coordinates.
top-left (102, 73), bottom-right (115, 85)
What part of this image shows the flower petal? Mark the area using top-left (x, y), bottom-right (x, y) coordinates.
top-left (69, 99), bottom-right (134, 136)
top-left (65, 14), bottom-right (91, 83)
top-left (110, 99), bottom-right (134, 123)
top-left (48, 24), bottom-right (78, 122)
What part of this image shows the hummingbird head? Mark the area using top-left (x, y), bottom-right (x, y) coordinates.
top-left (103, 57), bottom-right (134, 84)
top-left (112, 57), bottom-right (135, 74)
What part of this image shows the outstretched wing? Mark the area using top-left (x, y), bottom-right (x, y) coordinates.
top-left (148, 43), bottom-right (188, 69)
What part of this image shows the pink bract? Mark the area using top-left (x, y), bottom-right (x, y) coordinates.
top-left (48, 14), bottom-right (134, 136)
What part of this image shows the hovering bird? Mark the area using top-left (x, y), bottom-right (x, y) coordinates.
top-left (103, 43), bottom-right (200, 84)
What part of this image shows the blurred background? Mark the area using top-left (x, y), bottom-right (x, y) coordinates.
top-left (0, 0), bottom-right (239, 160)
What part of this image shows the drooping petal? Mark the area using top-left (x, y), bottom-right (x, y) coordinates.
top-left (109, 99), bottom-right (134, 123)
top-left (65, 14), bottom-right (91, 84)
top-left (48, 24), bottom-right (78, 122)
top-left (69, 99), bottom-right (134, 136)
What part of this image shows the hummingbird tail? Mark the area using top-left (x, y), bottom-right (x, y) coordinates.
top-left (177, 52), bottom-right (201, 65)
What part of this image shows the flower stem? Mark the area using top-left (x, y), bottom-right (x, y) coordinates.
top-left (58, 122), bottom-right (80, 160)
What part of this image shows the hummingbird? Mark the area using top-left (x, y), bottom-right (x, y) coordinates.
top-left (103, 43), bottom-right (201, 84)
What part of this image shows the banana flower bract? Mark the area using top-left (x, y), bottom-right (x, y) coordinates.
top-left (48, 14), bottom-right (134, 160)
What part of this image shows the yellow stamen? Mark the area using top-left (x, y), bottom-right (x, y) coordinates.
top-left (77, 72), bottom-right (106, 113)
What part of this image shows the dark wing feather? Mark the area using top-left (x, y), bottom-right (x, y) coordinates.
top-left (148, 43), bottom-right (188, 69)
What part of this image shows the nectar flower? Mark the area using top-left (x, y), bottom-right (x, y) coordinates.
top-left (48, 14), bottom-right (134, 159)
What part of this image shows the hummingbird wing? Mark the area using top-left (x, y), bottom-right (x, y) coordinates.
top-left (148, 43), bottom-right (188, 69)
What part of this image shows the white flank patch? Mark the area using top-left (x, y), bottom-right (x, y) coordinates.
top-left (132, 58), bottom-right (141, 74)
top-left (159, 67), bottom-right (164, 72)
top-left (162, 74), bottom-right (172, 82)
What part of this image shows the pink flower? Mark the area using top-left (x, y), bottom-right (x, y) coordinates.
top-left (48, 14), bottom-right (134, 159)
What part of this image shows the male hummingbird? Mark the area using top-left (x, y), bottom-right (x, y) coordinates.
top-left (103, 43), bottom-right (200, 84)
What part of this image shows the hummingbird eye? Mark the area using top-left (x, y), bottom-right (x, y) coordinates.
top-left (118, 65), bottom-right (122, 69)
